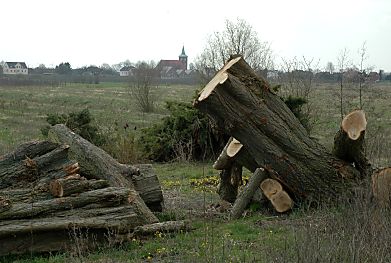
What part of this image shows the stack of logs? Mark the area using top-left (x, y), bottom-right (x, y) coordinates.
top-left (0, 124), bottom-right (165, 256)
top-left (194, 56), bottom-right (391, 218)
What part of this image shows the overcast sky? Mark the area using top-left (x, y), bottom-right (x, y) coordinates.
top-left (2, 0), bottom-right (390, 71)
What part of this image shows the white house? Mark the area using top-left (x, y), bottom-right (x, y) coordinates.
top-left (3, 62), bottom-right (28, 75)
top-left (119, 66), bottom-right (135, 77)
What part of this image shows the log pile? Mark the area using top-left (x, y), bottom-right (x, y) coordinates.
top-left (194, 56), bottom-right (381, 217)
top-left (0, 125), bottom-right (165, 256)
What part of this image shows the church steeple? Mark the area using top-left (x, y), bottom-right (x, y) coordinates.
top-left (179, 45), bottom-right (188, 70)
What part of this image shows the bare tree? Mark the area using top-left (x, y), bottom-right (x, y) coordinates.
top-left (337, 48), bottom-right (350, 120)
top-left (196, 18), bottom-right (274, 74)
top-left (325, 61), bottom-right (335, 74)
top-left (277, 56), bottom-right (319, 133)
top-left (129, 61), bottom-right (158, 113)
top-left (358, 41), bottom-right (368, 109)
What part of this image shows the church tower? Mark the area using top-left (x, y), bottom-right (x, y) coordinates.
top-left (179, 46), bottom-right (188, 70)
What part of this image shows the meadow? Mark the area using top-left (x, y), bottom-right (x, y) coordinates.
top-left (1, 81), bottom-right (391, 262)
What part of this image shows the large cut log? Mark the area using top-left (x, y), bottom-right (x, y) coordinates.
top-left (332, 110), bottom-right (371, 178)
top-left (194, 56), bottom-right (361, 203)
top-left (49, 124), bottom-right (163, 213)
top-left (49, 176), bottom-right (109, 197)
top-left (0, 206), bottom-right (143, 256)
top-left (231, 168), bottom-right (267, 219)
top-left (0, 187), bottom-right (135, 220)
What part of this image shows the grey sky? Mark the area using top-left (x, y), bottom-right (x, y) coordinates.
top-left (2, 0), bottom-right (390, 71)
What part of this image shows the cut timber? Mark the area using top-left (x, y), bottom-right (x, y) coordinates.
top-left (333, 110), bottom-right (371, 178)
top-left (0, 140), bottom-right (58, 166)
top-left (0, 143), bottom-right (76, 189)
top-left (261, 178), bottom-right (293, 213)
top-left (0, 206), bottom-right (143, 256)
top-left (372, 168), bottom-right (391, 207)
top-left (270, 191), bottom-right (293, 213)
top-left (231, 168), bottom-right (267, 219)
top-left (194, 56), bottom-right (361, 203)
top-left (49, 177), bottom-right (109, 197)
top-left (260, 179), bottom-right (283, 199)
top-left (49, 124), bottom-right (163, 213)
top-left (48, 124), bottom-right (138, 188)
top-left (133, 220), bottom-right (192, 235)
top-left (0, 187), bottom-right (137, 220)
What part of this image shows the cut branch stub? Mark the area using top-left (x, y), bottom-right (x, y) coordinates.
top-left (226, 138), bottom-right (243, 157)
top-left (341, 110), bottom-right (367, 140)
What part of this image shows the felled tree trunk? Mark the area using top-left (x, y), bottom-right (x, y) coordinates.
top-left (194, 56), bottom-right (362, 203)
top-left (49, 124), bottom-right (163, 211)
top-left (49, 176), bottom-right (109, 197)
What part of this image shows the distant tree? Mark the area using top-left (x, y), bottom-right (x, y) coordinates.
top-left (326, 62), bottom-right (335, 74)
top-left (55, 62), bottom-right (72, 74)
top-left (357, 41), bottom-right (368, 109)
top-left (38, 64), bottom-right (46, 69)
top-left (337, 48), bottom-right (350, 119)
top-left (129, 61), bottom-right (158, 113)
top-left (196, 18), bottom-right (273, 74)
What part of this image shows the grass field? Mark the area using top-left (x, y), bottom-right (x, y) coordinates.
top-left (1, 81), bottom-right (391, 262)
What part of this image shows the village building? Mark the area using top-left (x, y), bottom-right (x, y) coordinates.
top-left (155, 46), bottom-right (190, 80)
top-left (119, 65), bottom-right (135, 77)
top-left (3, 62), bottom-right (28, 75)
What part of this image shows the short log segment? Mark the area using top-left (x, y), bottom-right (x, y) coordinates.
top-left (261, 179), bottom-right (293, 212)
top-left (231, 168), bottom-right (268, 219)
top-left (49, 177), bottom-right (109, 197)
top-left (332, 110), bottom-right (371, 178)
top-left (194, 56), bottom-right (361, 203)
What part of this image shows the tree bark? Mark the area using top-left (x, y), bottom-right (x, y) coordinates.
top-left (231, 168), bottom-right (267, 219)
top-left (194, 56), bottom-right (361, 203)
top-left (49, 177), bottom-right (109, 197)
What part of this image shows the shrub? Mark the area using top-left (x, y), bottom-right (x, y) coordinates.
top-left (41, 108), bottom-right (105, 146)
top-left (139, 101), bottom-right (227, 162)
